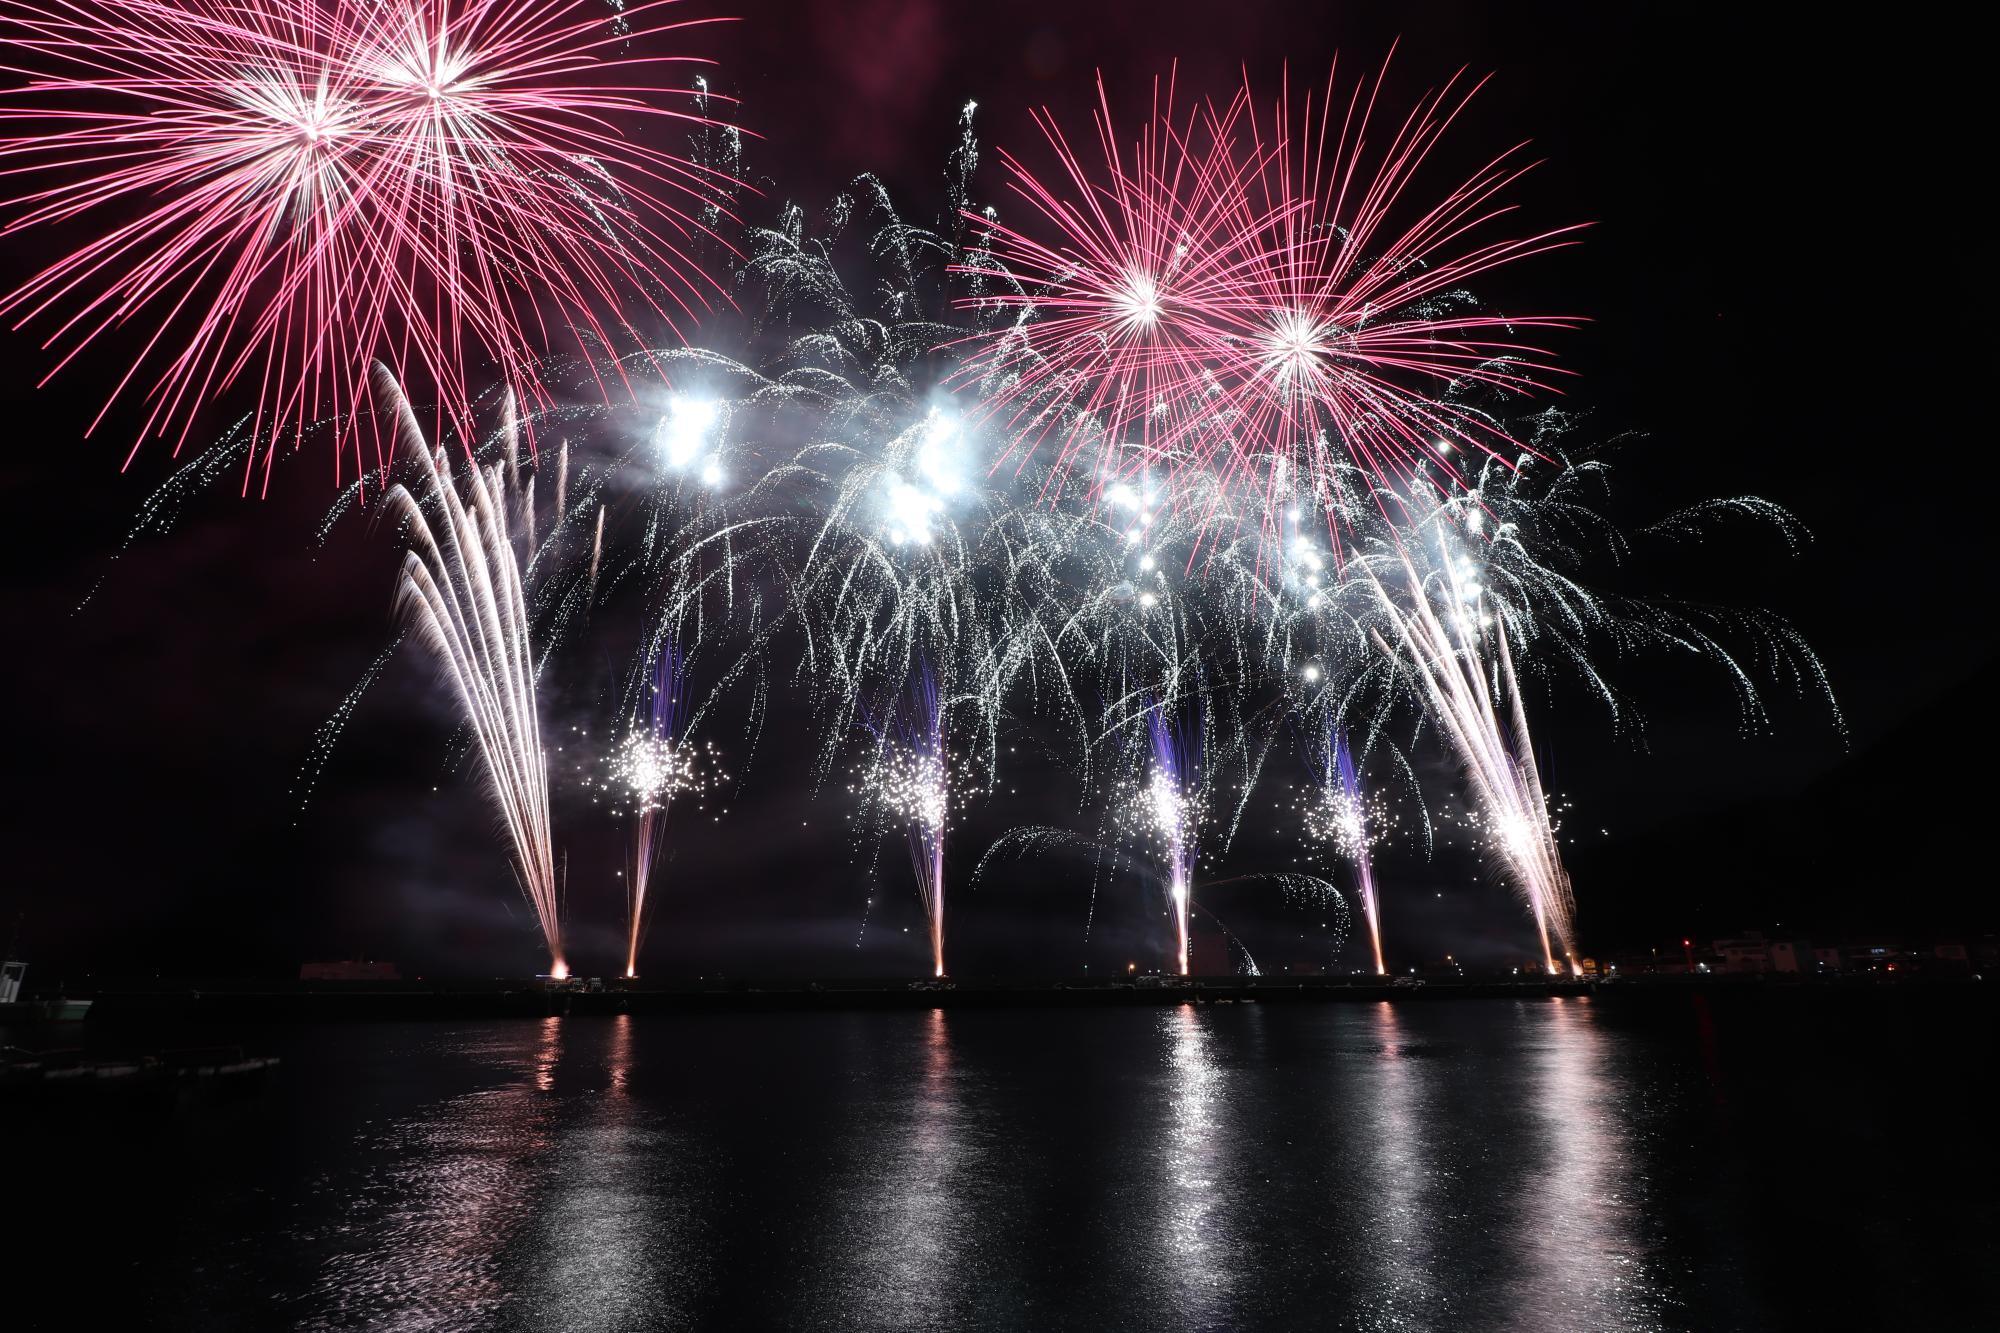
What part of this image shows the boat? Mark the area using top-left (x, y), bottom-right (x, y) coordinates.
top-left (0, 960), bottom-right (92, 1023)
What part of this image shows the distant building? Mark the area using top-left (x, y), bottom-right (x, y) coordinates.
top-left (1602, 946), bottom-right (1697, 974)
top-left (1844, 940), bottom-right (1905, 974)
top-left (1892, 942), bottom-right (1973, 975)
top-left (1716, 933), bottom-right (1771, 973)
top-left (1715, 931), bottom-right (1815, 974)
top-left (1599, 933), bottom-right (1974, 980)
top-left (300, 960), bottom-right (402, 982)
top-left (1767, 940), bottom-right (1808, 973)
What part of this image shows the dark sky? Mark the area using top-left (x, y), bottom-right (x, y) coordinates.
top-left (0, 2), bottom-right (1983, 980)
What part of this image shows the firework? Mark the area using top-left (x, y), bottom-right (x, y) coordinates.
top-left (1299, 733), bottom-right (1391, 974)
top-left (951, 71), bottom-right (1257, 500)
top-left (225, 101), bottom-right (1835, 979)
top-left (958, 59), bottom-right (1583, 550)
top-left (1119, 704), bottom-right (1204, 975)
top-left (382, 371), bottom-right (563, 974)
top-left (1350, 509), bottom-right (1576, 971)
top-left (609, 730), bottom-right (711, 816)
top-left (1197, 59), bottom-right (1584, 541)
top-left (612, 647), bottom-right (723, 978)
top-left (0, 0), bottom-right (734, 486)
top-left (852, 664), bottom-right (954, 976)
top-left (1188, 423), bottom-right (1842, 969)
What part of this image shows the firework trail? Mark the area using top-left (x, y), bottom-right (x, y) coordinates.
top-left (609, 645), bottom-right (721, 977)
top-left (1314, 732), bottom-right (1388, 975)
top-left (1128, 702), bottom-right (1202, 975)
top-left (383, 371), bottom-right (564, 975)
top-left (588, 505), bottom-right (606, 598)
top-left (1365, 532), bottom-right (1575, 971)
top-left (71, 415), bottom-right (255, 614)
top-left (0, 0), bottom-right (735, 486)
top-left (863, 662), bottom-right (953, 976)
top-left (290, 633), bottom-right (403, 823)
top-left (957, 58), bottom-right (1583, 551)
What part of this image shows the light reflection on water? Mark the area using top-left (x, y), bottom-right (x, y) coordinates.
top-left (825, 1006), bottom-right (978, 1330)
top-left (1354, 1000), bottom-right (1445, 1328)
top-left (300, 1017), bottom-right (566, 1330)
top-left (523, 1011), bottom-right (704, 1328)
top-left (274, 1002), bottom-right (1706, 1330)
top-left (1158, 1003), bottom-right (1234, 1325)
top-left (1515, 996), bottom-right (1670, 1331)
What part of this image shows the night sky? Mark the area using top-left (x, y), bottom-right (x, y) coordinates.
top-left (1, 3), bottom-right (1983, 979)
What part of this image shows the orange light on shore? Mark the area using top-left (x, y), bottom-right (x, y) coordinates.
top-left (550, 961), bottom-right (570, 981)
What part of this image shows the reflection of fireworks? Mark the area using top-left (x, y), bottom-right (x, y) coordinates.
top-left (0, 0), bottom-right (732, 481)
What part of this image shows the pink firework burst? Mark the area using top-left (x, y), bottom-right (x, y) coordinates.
top-left (951, 71), bottom-right (1261, 501)
top-left (957, 54), bottom-right (1586, 555)
top-left (0, 0), bottom-right (737, 490)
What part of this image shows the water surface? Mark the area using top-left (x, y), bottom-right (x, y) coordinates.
top-left (16, 994), bottom-right (1991, 1330)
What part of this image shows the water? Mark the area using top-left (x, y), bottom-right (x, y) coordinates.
top-left (13, 993), bottom-right (1992, 1330)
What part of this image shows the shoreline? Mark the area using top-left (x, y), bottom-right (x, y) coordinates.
top-left (8, 972), bottom-right (1984, 1024)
